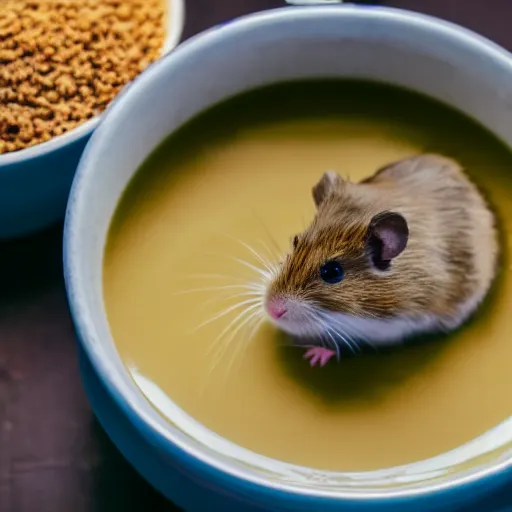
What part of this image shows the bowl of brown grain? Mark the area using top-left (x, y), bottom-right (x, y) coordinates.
top-left (0, 0), bottom-right (184, 238)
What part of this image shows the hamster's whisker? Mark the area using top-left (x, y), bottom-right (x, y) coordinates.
top-left (360, 339), bottom-right (378, 351)
top-left (322, 314), bottom-right (377, 351)
top-left (312, 310), bottom-right (359, 355)
top-left (222, 308), bottom-right (263, 359)
top-left (252, 212), bottom-right (283, 257)
top-left (340, 324), bottom-right (378, 351)
top-left (328, 321), bottom-right (363, 354)
top-left (323, 328), bottom-right (341, 361)
top-left (173, 283), bottom-right (266, 296)
top-left (201, 297), bottom-right (264, 394)
top-left (246, 315), bottom-right (265, 345)
top-left (305, 305), bottom-right (340, 352)
top-left (209, 307), bottom-right (264, 382)
top-left (207, 310), bottom-right (257, 371)
top-left (183, 273), bottom-right (259, 283)
top-left (338, 328), bottom-right (367, 353)
top-left (329, 324), bottom-right (362, 354)
top-left (208, 302), bottom-right (264, 356)
top-left (203, 251), bottom-right (269, 276)
top-left (219, 233), bottom-right (277, 276)
top-left (205, 288), bottom-right (264, 302)
top-left (232, 256), bottom-right (272, 280)
top-left (193, 297), bottom-right (262, 332)
top-left (302, 308), bottom-right (327, 349)
top-left (201, 289), bottom-right (265, 308)
top-left (257, 238), bottom-right (281, 263)
top-left (203, 251), bottom-right (273, 284)
top-left (270, 261), bottom-right (282, 279)
top-left (231, 312), bottom-right (266, 373)
top-left (342, 332), bottom-right (362, 354)
top-left (333, 330), bottom-right (358, 355)
top-left (208, 317), bottom-right (261, 386)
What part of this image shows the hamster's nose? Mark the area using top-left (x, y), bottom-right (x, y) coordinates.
top-left (267, 299), bottom-right (287, 320)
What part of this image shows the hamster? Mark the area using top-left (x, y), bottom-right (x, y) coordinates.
top-left (264, 154), bottom-right (498, 366)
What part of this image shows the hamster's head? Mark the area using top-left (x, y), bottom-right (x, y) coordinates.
top-left (265, 171), bottom-right (409, 339)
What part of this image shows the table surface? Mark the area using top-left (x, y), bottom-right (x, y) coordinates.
top-left (2, 1), bottom-right (512, 511)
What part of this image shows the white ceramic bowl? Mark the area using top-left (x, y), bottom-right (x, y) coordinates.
top-left (64, 6), bottom-right (512, 511)
top-left (0, 0), bottom-right (185, 239)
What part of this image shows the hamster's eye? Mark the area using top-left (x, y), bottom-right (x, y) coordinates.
top-left (320, 260), bottom-right (344, 284)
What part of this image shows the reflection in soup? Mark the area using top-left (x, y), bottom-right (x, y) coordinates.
top-left (104, 81), bottom-right (511, 471)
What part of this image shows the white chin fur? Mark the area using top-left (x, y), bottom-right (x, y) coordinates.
top-left (320, 313), bottom-right (440, 346)
top-left (268, 315), bottom-right (325, 339)
top-left (272, 312), bottom-right (439, 345)
top-left (270, 294), bottom-right (482, 346)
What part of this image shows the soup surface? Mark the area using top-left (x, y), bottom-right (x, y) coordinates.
top-left (104, 81), bottom-right (512, 471)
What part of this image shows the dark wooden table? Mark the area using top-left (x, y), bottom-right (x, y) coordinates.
top-left (1, 1), bottom-right (512, 511)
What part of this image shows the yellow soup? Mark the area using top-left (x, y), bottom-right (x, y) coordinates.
top-left (104, 81), bottom-right (512, 471)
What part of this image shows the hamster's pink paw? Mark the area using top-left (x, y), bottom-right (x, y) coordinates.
top-left (303, 347), bottom-right (336, 367)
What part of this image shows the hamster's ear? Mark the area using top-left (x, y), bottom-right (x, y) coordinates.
top-left (312, 171), bottom-right (344, 208)
top-left (367, 211), bottom-right (409, 269)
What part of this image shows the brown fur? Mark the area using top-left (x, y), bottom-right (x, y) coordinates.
top-left (268, 154), bottom-right (498, 328)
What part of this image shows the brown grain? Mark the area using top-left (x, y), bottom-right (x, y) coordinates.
top-left (0, 0), bottom-right (166, 154)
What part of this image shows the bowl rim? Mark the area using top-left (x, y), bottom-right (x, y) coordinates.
top-left (64, 4), bottom-right (512, 504)
top-left (0, 0), bottom-right (186, 166)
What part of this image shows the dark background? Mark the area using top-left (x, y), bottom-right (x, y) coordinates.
top-left (1, 1), bottom-right (512, 511)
